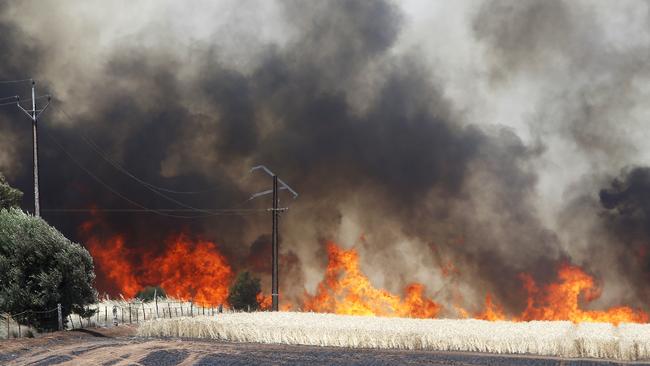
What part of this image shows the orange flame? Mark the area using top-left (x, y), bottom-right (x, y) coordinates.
top-left (83, 210), bottom-right (647, 325)
top-left (82, 218), bottom-right (233, 305)
top-left (146, 235), bottom-right (233, 306)
top-left (85, 234), bottom-right (141, 298)
top-left (466, 264), bottom-right (648, 324)
top-left (475, 294), bottom-right (506, 321)
top-left (303, 242), bottom-right (441, 318)
top-left (516, 263), bottom-right (648, 324)
top-left (257, 293), bottom-right (273, 310)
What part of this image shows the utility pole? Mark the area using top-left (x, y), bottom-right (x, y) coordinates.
top-left (250, 165), bottom-right (298, 311)
top-left (16, 80), bottom-right (50, 217)
top-left (271, 175), bottom-right (280, 311)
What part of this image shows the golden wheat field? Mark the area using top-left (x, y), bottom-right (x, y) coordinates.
top-left (135, 312), bottom-right (650, 361)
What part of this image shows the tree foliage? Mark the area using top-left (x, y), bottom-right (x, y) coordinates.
top-left (0, 208), bottom-right (97, 329)
top-left (227, 271), bottom-right (261, 311)
top-left (0, 173), bottom-right (22, 209)
top-left (136, 286), bottom-right (167, 302)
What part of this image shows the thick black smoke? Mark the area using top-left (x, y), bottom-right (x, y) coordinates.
top-left (596, 168), bottom-right (650, 304)
top-left (5, 0), bottom-right (646, 314)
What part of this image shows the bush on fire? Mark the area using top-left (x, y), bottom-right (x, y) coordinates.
top-left (0, 208), bottom-right (97, 329)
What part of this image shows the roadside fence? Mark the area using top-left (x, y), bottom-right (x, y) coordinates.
top-left (2, 304), bottom-right (63, 339)
top-left (3, 299), bottom-right (225, 339)
top-left (68, 299), bottom-right (225, 330)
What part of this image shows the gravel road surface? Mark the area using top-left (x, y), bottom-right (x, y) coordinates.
top-left (0, 327), bottom-right (647, 365)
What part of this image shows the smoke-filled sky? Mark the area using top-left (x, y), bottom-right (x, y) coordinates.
top-left (1, 0), bottom-right (650, 314)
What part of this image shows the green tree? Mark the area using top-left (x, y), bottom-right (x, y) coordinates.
top-left (0, 208), bottom-right (97, 329)
top-left (227, 271), bottom-right (261, 311)
top-left (0, 173), bottom-right (22, 209)
top-left (136, 286), bottom-right (167, 302)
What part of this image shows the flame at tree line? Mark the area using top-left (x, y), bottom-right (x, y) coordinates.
top-left (82, 220), bottom-right (648, 323)
top-left (81, 218), bottom-right (233, 306)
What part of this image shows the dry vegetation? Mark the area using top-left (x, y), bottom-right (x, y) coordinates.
top-left (138, 312), bottom-right (650, 361)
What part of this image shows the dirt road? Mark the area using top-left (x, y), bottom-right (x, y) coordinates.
top-left (0, 327), bottom-right (646, 365)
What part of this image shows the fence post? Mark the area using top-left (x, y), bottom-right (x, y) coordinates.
top-left (190, 301), bottom-right (193, 317)
top-left (105, 306), bottom-right (108, 325)
top-left (129, 304), bottom-right (132, 324)
top-left (142, 303), bottom-right (146, 321)
top-left (155, 295), bottom-right (159, 318)
top-left (6, 314), bottom-right (10, 339)
top-left (57, 304), bottom-right (63, 331)
top-left (113, 306), bottom-right (118, 326)
top-left (17, 320), bottom-right (21, 338)
top-left (168, 302), bottom-right (171, 319)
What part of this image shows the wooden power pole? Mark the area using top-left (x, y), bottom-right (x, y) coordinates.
top-left (250, 165), bottom-right (297, 311)
top-left (271, 175), bottom-right (279, 311)
top-left (16, 80), bottom-right (50, 217)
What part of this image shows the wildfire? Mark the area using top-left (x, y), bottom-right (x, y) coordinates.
top-left (467, 264), bottom-right (648, 324)
top-left (257, 293), bottom-right (272, 310)
top-left (516, 264), bottom-right (648, 324)
top-left (146, 236), bottom-right (233, 306)
top-left (85, 234), bottom-right (141, 298)
top-left (81, 219), bottom-right (233, 306)
top-left (475, 294), bottom-right (506, 321)
top-left (303, 242), bottom-right (441, 318)
top-left (82, 210), bottom-right (647, 324)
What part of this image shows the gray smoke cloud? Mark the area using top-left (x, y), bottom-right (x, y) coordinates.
top-left (0, 0), bottom-right (648, 314)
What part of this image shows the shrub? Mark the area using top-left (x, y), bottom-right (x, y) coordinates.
top-left (0, 208), bottom-right (97, 330)
top-left (0, 173), bottom-right (22, 209)
top-left (227, 271), bottom-right (261, 311)
top-left (136, 286), bottom-right (167, 302)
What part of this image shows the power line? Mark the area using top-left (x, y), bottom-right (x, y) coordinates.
top-left (42, 208), bottom-right (266, 215)
top-left (54, 105), bottom-right (254, 217)
top-left (82, 131), bottom-right (223, 195)
top-left (0, 78), bottom-right (32, 84)
top-left (75, 127), bottom-right (239, 215)
top-left (56, 105), bottom-right (230, 195)
top-left (42, 128), bottom-right (250, 219)
top-left (0, 96), bottom-right (49, 106)
top-left (0, 100), bottom-right (18, 107)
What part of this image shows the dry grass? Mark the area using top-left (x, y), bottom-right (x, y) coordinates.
top-left (137, 312), bottom-right (650, 361)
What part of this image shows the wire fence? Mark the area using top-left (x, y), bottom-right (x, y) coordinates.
top-left (0, 298), bottom-right (231, 339)
top-left (1, 306), bottom-right (61, 339)
top-left (68, 300), bottom-right (226, 330)
top-left (2, 299), bottom-right (227, 339)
